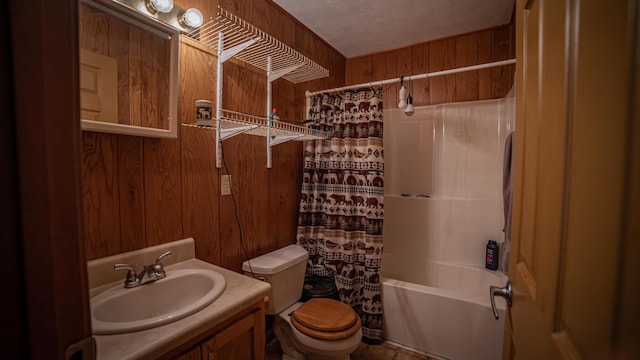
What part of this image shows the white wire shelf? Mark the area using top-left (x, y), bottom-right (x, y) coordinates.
top-left (181, 109), bottom-right (329, 144)
top-left (184, 7), bottom-right (330, 168)
top-left (186, 7), bottom-right (329, 84)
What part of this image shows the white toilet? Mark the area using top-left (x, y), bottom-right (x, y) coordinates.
top-left (243, 244), bottom-right (362, 360)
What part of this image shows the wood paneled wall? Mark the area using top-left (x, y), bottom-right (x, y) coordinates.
top-left (81, 0), bottom-right (515, 273)
top-left (346, 24), bottom-right (516, 108)
top-left (81, 0), bottom-right (345, 272)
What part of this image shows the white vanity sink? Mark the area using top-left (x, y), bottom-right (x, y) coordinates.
top-left (91, 268), bottom-right (226, 334)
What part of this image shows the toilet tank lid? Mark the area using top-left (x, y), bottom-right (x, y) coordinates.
top-left (242, 244), bottom-right (308, 275)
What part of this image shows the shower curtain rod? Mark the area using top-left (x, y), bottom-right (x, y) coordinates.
top-left (305, 59), bottom-right (515, 97)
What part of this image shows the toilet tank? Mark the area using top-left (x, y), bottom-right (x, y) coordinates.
top-left (242, 244), bottom-right (308, 315)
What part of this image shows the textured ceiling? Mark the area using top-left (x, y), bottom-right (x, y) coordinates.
top-left (273, 0), bottom-right (515, 58)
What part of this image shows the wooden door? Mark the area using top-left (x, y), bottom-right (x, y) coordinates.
top-left (79, 49), bottom-right (118, 123)
top-left (507, 0), bottom-right (639, 358)
top-left (6, 0), bottom-right (92, 359)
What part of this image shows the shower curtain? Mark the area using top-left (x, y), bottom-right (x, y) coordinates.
top-left (297, 89), bottom-right (384, 342)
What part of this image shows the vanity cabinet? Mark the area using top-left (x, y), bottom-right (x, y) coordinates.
top-left (169, 299), bottom-right (266, 360)
top-left (174, 347), bottom-right (200, 360)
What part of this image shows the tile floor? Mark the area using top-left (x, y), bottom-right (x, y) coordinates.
top-left (265, 337), bottom-right (435, 360)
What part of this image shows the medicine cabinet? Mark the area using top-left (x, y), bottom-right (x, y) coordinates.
top-left (78, 0), bottom-right (178, 138)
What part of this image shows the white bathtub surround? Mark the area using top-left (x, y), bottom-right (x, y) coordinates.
top-left (381, 97), bottom-right (514, 359)
top-left (87, 238), bottom-right (271, 360)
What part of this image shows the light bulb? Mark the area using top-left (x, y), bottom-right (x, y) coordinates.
top-left (404, 94), bottom-right (415, 116)
top-left (147, 0), bottom-right (174, 13)
top-left (398, 85), bottom-right (407, 109)
top-left (181, 8), bottom-right (204, 28)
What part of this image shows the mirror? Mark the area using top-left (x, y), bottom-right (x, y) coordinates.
top-left (78, 0), bottom-right (178, 138)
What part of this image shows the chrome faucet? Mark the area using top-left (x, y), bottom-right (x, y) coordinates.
top-left (114, 251), bottom-right (172, 288)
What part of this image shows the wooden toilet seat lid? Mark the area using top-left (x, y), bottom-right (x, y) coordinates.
top-left (291, 298), bottom-right (361, 340)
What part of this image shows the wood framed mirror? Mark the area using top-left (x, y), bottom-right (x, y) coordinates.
top-left (78, 0), bottom-right (178, 138)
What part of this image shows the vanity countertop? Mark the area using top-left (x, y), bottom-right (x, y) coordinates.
top-left (88, 238), bottom-right (271, 360)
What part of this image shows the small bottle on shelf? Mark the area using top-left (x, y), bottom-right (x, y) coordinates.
top-left (269, 108), bottom-right (280, 126)
top-left (195, 99), bottom-right (213, 126)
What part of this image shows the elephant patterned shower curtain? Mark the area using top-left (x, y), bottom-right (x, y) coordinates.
top-left (297, 89), bottom-right (384, 342)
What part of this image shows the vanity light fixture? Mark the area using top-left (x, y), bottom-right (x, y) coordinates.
top-left (180, 8), bottom-right (204, 28)
top-left (146, 0), bottom-right (174, 13)
top-left (114, 0), bottom-right (204, 32)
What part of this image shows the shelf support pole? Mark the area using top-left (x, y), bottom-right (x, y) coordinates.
top-left (266, 55), bottom-right (273, 168)
top-left (216, 31), bottom-right (224, 168)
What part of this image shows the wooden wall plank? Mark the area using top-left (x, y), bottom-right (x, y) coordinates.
top-left (129, 28), bottom-right (142, 126)
top-left (371, 52), bottom-right (389, 83)
top-left (140, 31), bottom-right (160, 129)
top-left (181, 126), bottom-right (220, 264)
top-left (429, 38), bottom-right (456, 105)
top-left (269, 142), bottom-right (303, 251)
top-left (411, 43), bottom-right (430, 106)
top-left (219, 135), bottom-right (269, 272)
top-left (272, 80), bottom-right (296, 121)
top-left (81, 132), bottom-right (121, 259)
top-left (492, 25), bottom-right (516, 98)
top-left (143, 137), bottom-right (182, 246)
top-left (268, 4), bottom-right (296, 48)
top-left (270, 77), bottom-right (299, 252)
top-left (384, 51), bottom-right (398, 109)
top-left (348, 56), bottom-right (374, 87)
top-left (79, 3), bottom-right (108, 54)
top-left (117, 135), bottom-right (146, 252)
top-left (157, 37), bottom-right (171, 130)
top-left (344, 58), bottom-right (353, 89)
top-left (395, 46), bottom-right (413, 81)
top-left (108, 15), bottom-right (131, 125)
top-left (478, 30), bottom-right (493, 100)
top-left (455, 33), bottom-right (479, 102)
top-left (221, 0), bottom-right (269, 28)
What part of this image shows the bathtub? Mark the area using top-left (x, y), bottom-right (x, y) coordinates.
top-left (382, 261), bottom-right (507, 360)
top-left (381, 195), bottom-right (509, 360)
